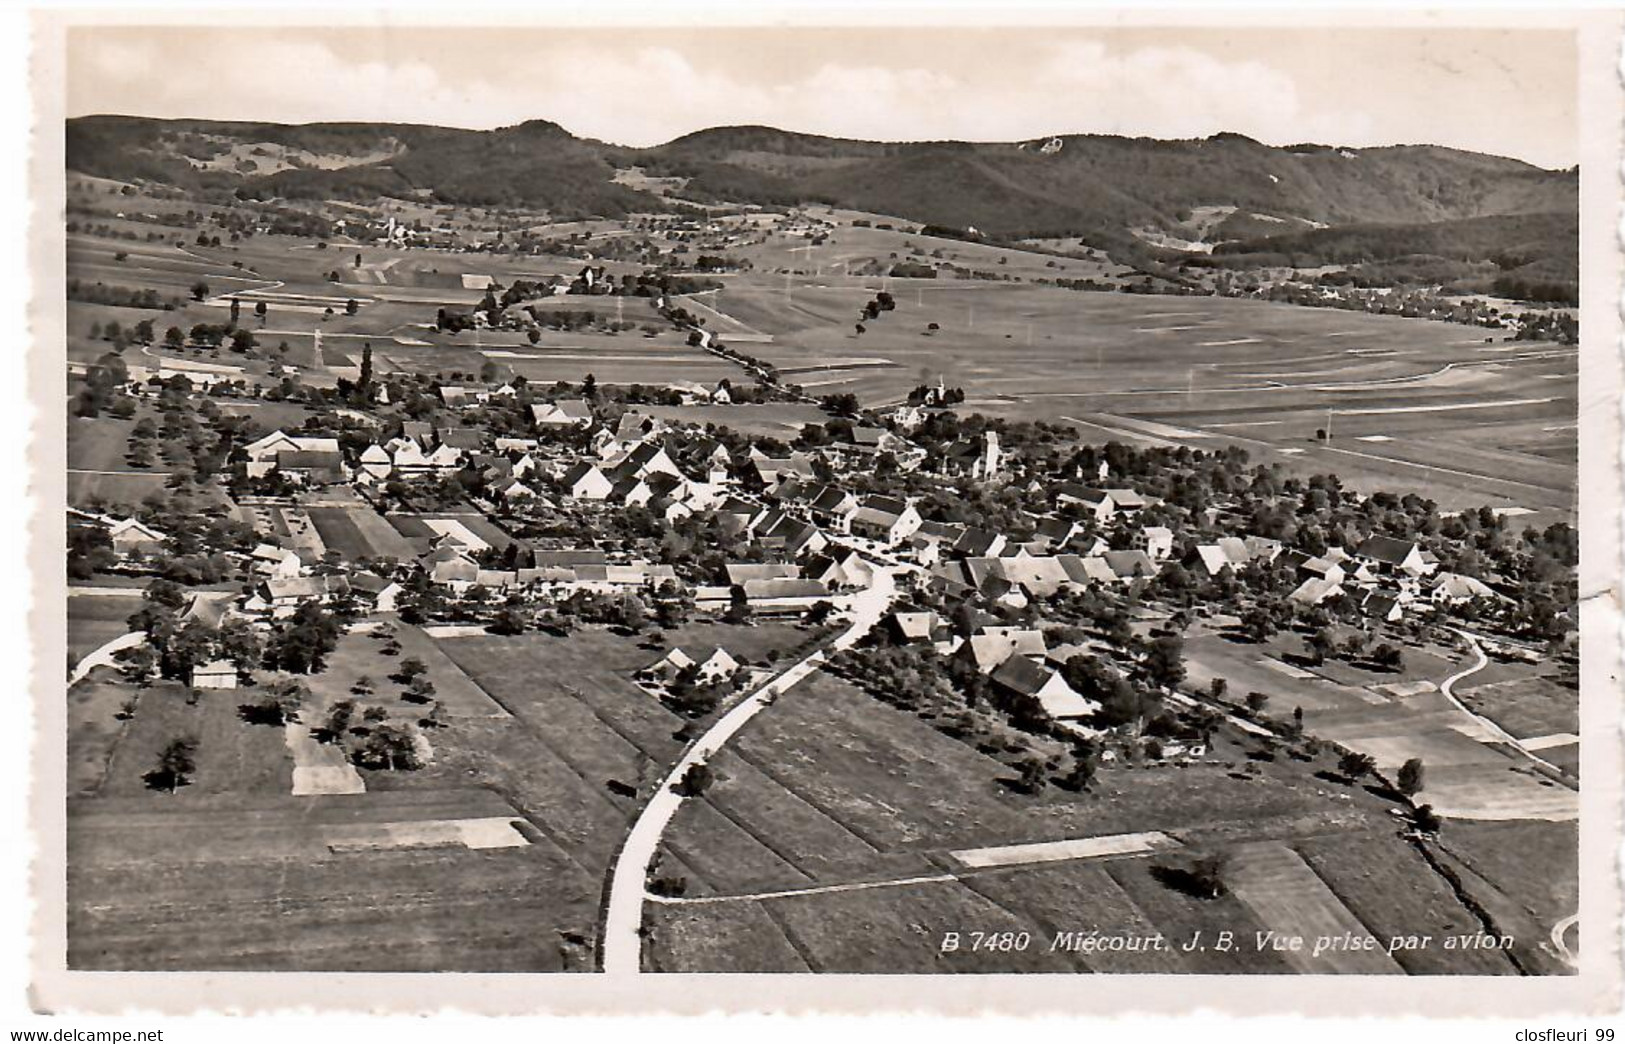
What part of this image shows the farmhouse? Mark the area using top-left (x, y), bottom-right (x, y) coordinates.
top-left (849, 495), bottom-right (922, 545)
top-left (739, 577), bottom-right (833, 613)
top-left (1288, 576), bottom-right (1345, 606)
top-left (105, 517), bottom-right (166, 557)
top-left (989, 656), bottom-right (1099, 722)
top-left (1193, 536), bottom-right (1251, 576)
top-left (274, 449), bottom-right (348, 486)
top-left (1055, 484), bottom-right (1115, 520)
top-left (1099, 550), bottom-right (1158, 582)
top-left (243, 430), bottom-right (341, 478)
top-left (1355, 535), bottom-right (1432, 578)
top-left (1430, 572), bottom-right (1499, 605)
top-left (531, 399), bottom-right (595, 428)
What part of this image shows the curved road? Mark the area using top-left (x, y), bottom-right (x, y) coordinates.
top-left (69, 631), bottom-right (145, 687)
top-left (1438, 628), bottom-right (1565, 776)
top-left (600, 565), bottom-right (900, 974)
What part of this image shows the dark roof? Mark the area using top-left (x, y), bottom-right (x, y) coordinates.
top-left (989, 655), bottom-right (1051, 697)
top-left (1356, 534), bottom-right (1420, 565)
top-left (276, 449), bottom-right (344, 470)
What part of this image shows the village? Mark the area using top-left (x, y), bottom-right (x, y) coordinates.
top-left (63, 181), bottom-right (1580, 977)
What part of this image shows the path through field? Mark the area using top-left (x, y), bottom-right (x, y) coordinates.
top-left (600, 563), bottom-right (901, 974)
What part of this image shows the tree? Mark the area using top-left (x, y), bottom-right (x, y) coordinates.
top-left (1412, 804), bottom-right (1442, 835)
top-left (1370, 643), bottom-right (1405, 672)
top-left (1240, 606), bottom-right (1275, 643)
top-left (1338, 751), bottom-right (1377, 781)
top-left (1208, 677), bottom-right (1228, 702)
top-left (395, 657), bottom-right (428, 683)
top-left (149, 735), bottom-right (198, 793)
top-left (1305, 628), bottom-right (1335, 666)
top-left (164, 325), bottom-right (185, 349)
top-left (249, 679), bottom-right (306, 725)
top-left (1397, 757), bottom-right (1426, 798)
top-left (404, 676), bottom-right (437, 704)
top-left (254, 300), bottom-right (267, 322)
top-left (230, 328), bottom-right (257, 353)
top-left (356, 723), bottom-right (421, 771)
top-left (676, 763), bottom-right (714, 796)
top-left (1144, 634), bottom-right (1186, 691)
top-left (191, 281), bottom-right (209, 302)
top-left (346, 299), bottom-right (359, 316)
top-left (216, 618), bottom-right (263, 674)
top-left (358, 342), bottom-right (373, 390)
top-left (1015, 756), bottom-right (1047, 794)
top-left (323, 699), bottom-right (356, 742)
top-left (1245, 691), bottom-right (1270, 715)
top-left (113, 644), bottom-right (156, 686)
top-left (1061, 745), bottom-right (1099, 791)
top-left (1187, 853), bottom-right (1229, 898)
top-left (267, 601), bottom-right (341, 673)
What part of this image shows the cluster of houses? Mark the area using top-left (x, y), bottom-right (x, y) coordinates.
top-left (1190, 531), bottom-right (1501, 621)
top-left (883, 611), bottom-right (1104, 738)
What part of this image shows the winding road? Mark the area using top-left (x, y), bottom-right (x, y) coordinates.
top-left (1438, 628), bottom-right (1566, 776)
top-left (599, 563), bottom-right (901, 974)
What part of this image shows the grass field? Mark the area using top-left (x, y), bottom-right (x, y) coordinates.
top-left (68, 789), bottom-right (595, 971)
top-left (645, 667), bottom-right (1484, 972)
top-left (1296, 830), bottom-right (1519, 974)
top-left (66, 592), bottom-right (142, 667)
top-left (93, 679), bottom-right (294, 800)
top-left (699, 274), bottom-right (1575, 518)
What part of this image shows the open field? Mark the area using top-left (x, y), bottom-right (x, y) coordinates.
top-left (1182, 625), bottom-right (1578, 823)
top-left (66, 592), bottom-right (142, 667)
top-left (645, 668), bottom-right (1506, 972)
top-left (303, 618), bottom-right (508, 720)
top-left (1297, 830), bottom-right (1520, 974)
top-left (68, 788), bottom-right (594, 971)
top-left (91, 679), bottom-right (294, 800)
top-left (703, 276), bottom-right (1576, 518)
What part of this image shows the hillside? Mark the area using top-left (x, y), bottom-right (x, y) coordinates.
top-left (66, 114), bottom-right (1577, 265)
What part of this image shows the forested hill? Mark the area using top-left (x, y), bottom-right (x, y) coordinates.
top-left (67, 114), bottom-right (1576, 245)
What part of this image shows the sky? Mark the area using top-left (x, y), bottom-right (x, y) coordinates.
top-left (65, 23), bottom-right (1578, 169)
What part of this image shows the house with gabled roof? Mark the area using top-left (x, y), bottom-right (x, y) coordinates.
top-left (1100, 549), bottom-right (1158, 582)
top-left (1359, 590), bottom-right (1404, 623)
top-left (990, 656), bottom-right (1099, 723)
top-left (1055, 484), bottom-right (1115, 521)
top-left (849, 495), bottom-right (922, 545)
top-left (1193, 537), bottom-right (1251, 576)
top-left (243, 430), bottom-right (341, 477)
top-left (887, 610), bottom-right (945, 645)
top-left (802, 547), bottom-right (873, 589)
top-left (739, 577), bottom-right (833, 613)
top-left (953, 526), bottom-right (1007, 559)
top-left (1059, 554), bottom-right (1118, 586)
top-left (562, 461), bottom-right (613, 501)
top-left (531, 398), bottom-right (594, 429)
top-left (1288, 576), bottom-right (1345, 606)
top-left (725, 562), bottom-right (801, 585)
top-left (106, 517), bottom-right (166, 557)
top-left (1355, 535), bottom-right (1431, 577)
top-left (1429, 571), bottom-right (1499, 606)
top-left (1135, 525), bottom-right (1175, 561)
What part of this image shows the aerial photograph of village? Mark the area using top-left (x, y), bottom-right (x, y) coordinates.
top-left (60, 23), bottom-right (1582, 977)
